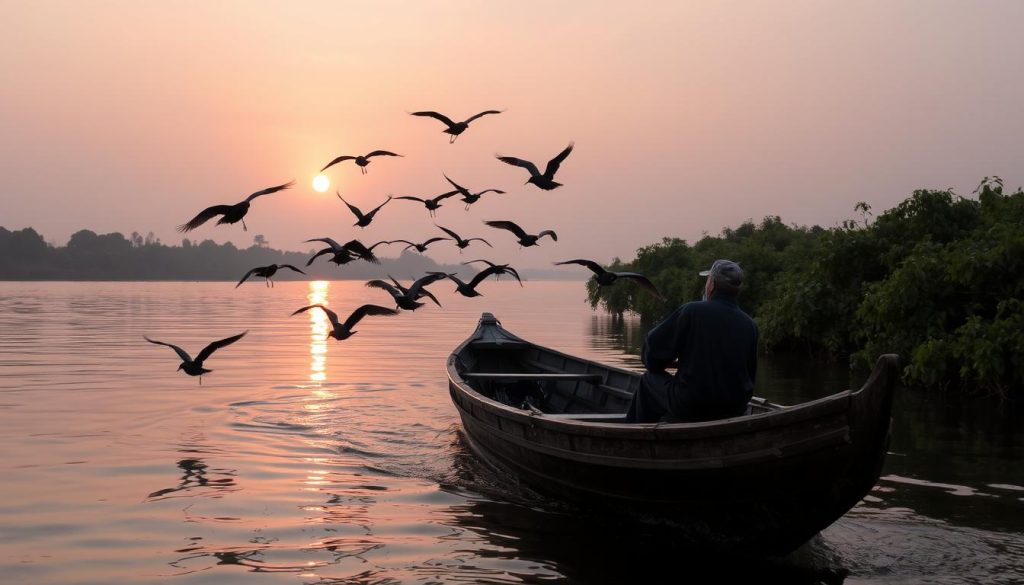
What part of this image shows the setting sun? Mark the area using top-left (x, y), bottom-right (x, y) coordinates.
top-left (312, 174), bottom-right (330, 193)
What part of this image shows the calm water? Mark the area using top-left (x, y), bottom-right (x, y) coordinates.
top-left (0, 281), bottom-right (1021, 584)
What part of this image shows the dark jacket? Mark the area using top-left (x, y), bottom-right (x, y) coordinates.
top-left (641, 294), bottom-right (758, 421)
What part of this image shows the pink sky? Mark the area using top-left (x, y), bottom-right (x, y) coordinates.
top-left (2, 1), bottom-right (1023, 268)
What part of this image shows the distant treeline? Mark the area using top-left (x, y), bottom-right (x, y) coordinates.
top-left (588, 178), bottom-right (1023, 396)
top-left (0, 229), bottom-right (491, 281)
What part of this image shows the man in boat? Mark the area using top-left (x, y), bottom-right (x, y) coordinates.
top-left (626, 259), bottom-right (758, 423)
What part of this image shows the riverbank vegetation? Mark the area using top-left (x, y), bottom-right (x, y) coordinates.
top-left (587, 178), bottom-right (1022, 396)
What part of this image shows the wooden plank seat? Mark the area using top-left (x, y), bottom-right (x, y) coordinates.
top-left (463, 372), bottom-right (604, 383)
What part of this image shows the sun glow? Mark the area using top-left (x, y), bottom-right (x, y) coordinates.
top-left (312, 175), bottom-right (330, 193)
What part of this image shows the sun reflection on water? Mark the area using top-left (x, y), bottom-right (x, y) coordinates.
top-left (308, 280), bottom-right (329, 383)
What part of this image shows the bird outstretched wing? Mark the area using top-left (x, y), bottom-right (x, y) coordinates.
top-left (555, 259), bottom-right (606, 276)
top-left (418, 236), bottom-right (449, 248)
top-left (617, 273), bottom-right (666, 300)
top-left (476, 189), bottom-right (506, 196)
top-left (342, 304), bottom-right (399, 330)
top-left (364, 150), bottom-right (401, 158)
top-left (195, 331), bottom-right (248, 364)
top-left (366, 196), bottom-right (391, 217)
top-left (435, 225), bottom-right (462, 242)
top-left (496, 155), bottom-right (541, 178)
top-left (235, 267), bottom-right (260, 288)
top-left (305, 248), bottom-right (334, 266)
top-left (337, 193), bottom-right (364, 219)
top-left (466, 238), bottom-right (493, 248)
top-left (538, 230), bottom-right (558, 241)
top-left (246, 181), bottom-right (294, 202)
top-left (144, 336), bottom-right (193, 363)
top-left (407, 272), bottom-right (447, 300)
top-left (410, 111), bottom-right (456, 128)
top-left (321, 155), bottom-right (356, 172)
top-left (443, 174), bottom-right (470, 196)
top-left (279, 264), bottom-right (305, 275)
top-left (342, 240), bottom-right (380, 264)
top-left (305, 237), bottom-right (343, 250)
top-left (291, 304), bottom-right (339, 327)
top-left (178, 205), bottom-right (232, 232)
top-left (484, 220), bottom-right (528, 240)
top-left (464, 110), bottom-right (503, 124)
top-left (395, 195), bottom-right (427, 204)
top-left (543, 142), bottom-right (574, 179)
top-left (467, 265), bottom-right (504, 289)
top-left (430, 190), bottom-right (459, 204)
top-left (365, 279), bottom-right (401, 298)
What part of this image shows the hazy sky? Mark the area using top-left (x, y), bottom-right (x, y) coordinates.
top-left (3, 1), bottom-right (1023, 268)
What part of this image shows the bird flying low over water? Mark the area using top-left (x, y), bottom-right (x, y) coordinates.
top-left (388, 237), bottom-right (450, 253)
top-left (178, 181), bottom-right (294, 233)
top-left (410, 109), bottom-right (503, 143)
top-left (462, 259), bottom-right (523, 286)
top-left (236, 264), bottom-right (306, 288)
top-left (144, 331), bottom-right (247, 385)
top-left (555, 259), bottom-right (666, 300)
top-left (321, 150), bottom-right (402, 174)
top-left (365, 273), bottom-right (446, 311)
top-left (394, 191), bottom-right (459, 217)
top-left (435, 225), bottom-right (492, 253)
top-left (496, 142), bottom-right (573, 190)
top-left (429, 265), bottom-right (506, 298)
top-left (338, 193), bottom-right (391, 228)
top-left (484, 220), bottom-right (558, 248)
top-left (444, 175), bottom-right (505, 210)
top-left (305, 238), bottom-right (387, 266)
top-left (290, 304), bottom-right (398, 341)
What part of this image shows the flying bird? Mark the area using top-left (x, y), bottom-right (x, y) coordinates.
top-left (321, 150), bottom-right (402, 174)
top-left (236, 264), bottom-right (306, 288)
top-left (338, 193), bottom-right (391, 228)
top-left (387, 237), bottom-right (450, 253)
top-left (144, 331), bottom-right (247, 385)
top-left (462, 259), bottom-right (523, 286)
top-left (444, 174), bottom-right (505, 210)
top-left (305, 238), bottom-right (387, 266)
top-left (410, 109), bottom-right (503, 143)
top-left (178, 181), bottom-right (294, 232)
top-left (291, 304), bottom-right (398, 341)
top-left (496, 142), bottom-right (573, 190)
top-left (429, 265), bottom-right (506, 298)
top-left (435, 225), bottom-right (492, 253)
top-left (555, 259), bottom-right (666, 300)
top-left (365, 273), bottom-right (446, 310)
top-left (484, 220), bottom-right (558, 247)
top-left (394, 190), bottom-right (459, 217)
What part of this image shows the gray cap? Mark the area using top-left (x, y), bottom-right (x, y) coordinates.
top-left (699, 259), bottom-right (744, 287)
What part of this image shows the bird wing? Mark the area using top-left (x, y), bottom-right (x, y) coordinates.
top-left (144, 336), bottom-right (192, 362)
top-left (484, 220), bottom-right (528, 240)
top-left (464, 109), bottom-right (503, 124)
top-left (195, 331), bottom-right (247, 364)
top-left (419, 236), bottom-right (449, 248)
top-left (496, 156), bottom-right (541, 178)
top-left (245, 181), bottom-right (294, 202)
top-left (428, 271), bottom-right (464, 287)
top-left (305, 237), bottom-right (343, 250)
top-left (410, 111), bottom-right (456, 128)
top-left (342, 240), bottom-right (380, 264)
top-left (505, 266), bottom-right (524, 286)
top-left (305, 248), bottom-right (333, 266)
top-left (467, 265), bottom-right (502, 289)
top-left (177, 205), bottom-right (232, 233)
top-left (466, 238), bottom-right (493, 248)
top-left (337, 192), bottom-right (364, 219)
top-left (408, 272), bottom-right (446, 298)
top-left (617, 273), bottom-right (666, 300)
top-left (555, 259), bottom-right (606, 276)
top-left (386, 239), bottom-right (415, 248)
top-left (279, 264), bottom-right (305, 275)
top-left (291, 304), bottom-right (339, 327)
top-left (321, 155), bottom-right (356, 172)
top-left (538, 229), bottom-right (558, 241)
top-left (435, 224), bottom-right (462, 242)
top-left (476, 189), bottom-right (506, 196)
top-left (235, 267), bottom-right (260, 288)
top-left (395, 195), bottom-right (427, 203)
top-left (419, 287), bottom-right (442, 307)
top-left (443, 174), bottom-right (470, 196)
top-left (461, 259), bottom-right (495, 267)
top-left (364, 150), bottom-right (401, 158)
top-left (366, 196), bottom-right (391, 217)
top-left (543, 142), bottom-right (575, 179)
top-left (367, 240), bottom-right (392, 252)
top-left (365, 279), bottom-right (401, 298)
top-left (342, 304), bottom-right (399, 330)
top-left (430, 190), bottom-right (460, 203)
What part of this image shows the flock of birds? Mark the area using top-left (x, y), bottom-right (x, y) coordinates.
top-left (146, 110), bottom-right (664, 383)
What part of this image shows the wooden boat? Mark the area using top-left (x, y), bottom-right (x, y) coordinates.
top-left (447, 313), bottom-right (899, 555)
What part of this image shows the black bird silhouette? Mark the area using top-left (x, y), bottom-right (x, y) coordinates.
top-left (178, 181), bottom-right (294, 232)
top-left (338, 193), bottom-right (391, 228)
top-left (462, 259), bottom-right (523, 286)
top-left (144, 331), bottom-right (247, 385)
top-left (388, 237), bottom-right (450, 253)
top-left (321, 150), bottom-right (402, 174)
top-left (394, 190), bottom-right (459, 217)
top-left (429, 265), bottom-right (505, 298)
top-left (496, 142), bottom-right (573, 190)
top-left (555, 259), bottom-right (666, 300)
top-left (435, 225), bottom-right (492, 253)
top-left (410, 110), bottom-right (502, 143)
top-left (484, 220), bottom-right (558, 247)
top-left (444, 174), bottom-right (505, 210)
top-left (305, 238), bottom-right (387, 266)
top-left (290, 304), bottom-right (398, 341)
top-left (236, 264), bottom-right (305, 288)
top-left (365, 273), bottom-right (446, 310)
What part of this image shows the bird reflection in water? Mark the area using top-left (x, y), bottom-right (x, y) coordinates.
top-left (146, 455), bottom-right (237, 500)
top-left (308, 280), bottom-right (330, 383)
